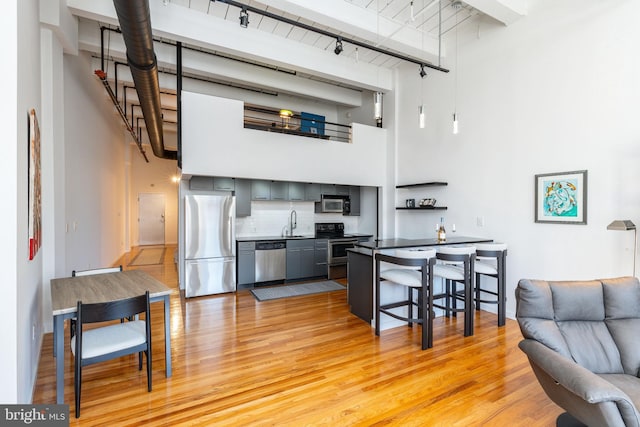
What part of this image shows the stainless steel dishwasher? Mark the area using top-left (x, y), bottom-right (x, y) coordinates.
top-left (255, 241), bottom-right (286, 283)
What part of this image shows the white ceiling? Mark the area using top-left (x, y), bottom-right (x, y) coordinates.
top-left (168, 0), bottom-right (483, 69)
top-left (66, 0), bottom-right (526, 147)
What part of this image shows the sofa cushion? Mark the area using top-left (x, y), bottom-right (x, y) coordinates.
top-left (558, 321), bottom-right (623, 374)
top-left (550, 281), bottom-right (604, 321)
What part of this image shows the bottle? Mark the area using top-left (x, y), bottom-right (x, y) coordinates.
top-left (437, 217), bottom-right (446, 242)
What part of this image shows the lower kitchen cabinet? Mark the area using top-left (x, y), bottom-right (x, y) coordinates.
top-left (286, 239), bottom-right (315, 281)
top-left (237, 241), bottom-right (255, 287)
top-left (314, 239), bottom-right (328, 277)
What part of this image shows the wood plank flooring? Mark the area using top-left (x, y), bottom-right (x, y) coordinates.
top-left (33, 245), bottom-right (562, 425)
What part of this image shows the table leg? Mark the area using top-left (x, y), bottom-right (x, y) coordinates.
top-left (54, 315), bottom-right (64, 404)
top-left (164, 295), bottom-right (172, 377)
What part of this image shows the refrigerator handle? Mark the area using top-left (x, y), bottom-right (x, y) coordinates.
top-left (229, 217), bottom-right (234, 253)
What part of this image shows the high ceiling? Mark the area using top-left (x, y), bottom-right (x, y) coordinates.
top-left (66, 0), bottom-right (526, 152)
top-left (167, 0), bottom-right (481, 69)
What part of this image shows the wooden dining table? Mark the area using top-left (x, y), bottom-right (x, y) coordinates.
top-left (50, 270), bottom-right (173, 404)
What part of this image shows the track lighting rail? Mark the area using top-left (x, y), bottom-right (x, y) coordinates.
top-left (214, 0), bottom-right (449, 74)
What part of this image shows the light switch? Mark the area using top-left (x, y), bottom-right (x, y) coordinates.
top-left (477, 216), bottom-right (485, 227)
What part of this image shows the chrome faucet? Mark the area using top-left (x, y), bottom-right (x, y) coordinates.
top-left (289, 210), bottom-right (297, 236)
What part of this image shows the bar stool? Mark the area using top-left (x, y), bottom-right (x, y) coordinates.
top-left (433, 245), bottom-right (476, 337)
top-left (375, 248), bottom-right (437, 350)
top-left (474, 242), bottom-right (508, 327)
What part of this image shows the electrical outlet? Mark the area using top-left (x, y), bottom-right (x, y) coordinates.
top-left (477, 216), bottom-right (485, 227)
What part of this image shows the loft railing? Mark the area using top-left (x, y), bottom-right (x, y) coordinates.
top-left (243, 104), bottom-right (352, 143)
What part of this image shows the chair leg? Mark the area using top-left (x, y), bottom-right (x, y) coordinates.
top-left (146, 349), bottom-right (152, 392)
top-left (75, 360), bottom-right (82, 418)
top-left (407, 287), bottom-right (413, 327)
top-left (475, 273), bottom-right (482, 311)
top-left (375, 270), bottom-right (381, 337)
top-left (498, 268), bottom-right (506, 327)
top-left (421, 282), bottom-right (432, 350)
top-left (139, 351), bottom-right (143, 370)
top-left (464, 275), bottom-right (474, 337)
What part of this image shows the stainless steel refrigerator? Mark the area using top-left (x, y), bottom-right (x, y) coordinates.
top-left (184, 194), bottom-right (236, 297)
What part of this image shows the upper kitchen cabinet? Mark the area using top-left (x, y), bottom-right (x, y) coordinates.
top-left (213, 177), bottom-right (235, 192)
top-left (322, 184), bottom-right (336, 196)
top-left (189, 176), bottom-right (214, 191)
top-left (270, 181), bottom-right (289, 201)
top-left (235, 179), bottom-right (251, 217)
top-left (251, 180), bottom-right (271, 200)
top-left (288, 182), bottom-right (306, 201)
top-left (336, 185), bottom-right (350, 196)
top-left (305, 183), bottom-right (322, 201)
top-left (347, 186), bottom-right (360, 216)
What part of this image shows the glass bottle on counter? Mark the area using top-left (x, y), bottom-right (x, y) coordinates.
top-left (437, 217), bottom-right (446, 242)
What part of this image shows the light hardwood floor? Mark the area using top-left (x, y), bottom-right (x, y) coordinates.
top-left (33, 245), bottom-right (561, 426)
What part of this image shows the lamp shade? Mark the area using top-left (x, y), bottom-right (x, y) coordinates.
top-left (607, 220), bottom-right (636, 231)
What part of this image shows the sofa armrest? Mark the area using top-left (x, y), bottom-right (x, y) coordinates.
top-left (519, 339), bottom-right (632, 405)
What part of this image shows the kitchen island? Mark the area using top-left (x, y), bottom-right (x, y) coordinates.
top-left (347, 236), bottom-right (492, 325)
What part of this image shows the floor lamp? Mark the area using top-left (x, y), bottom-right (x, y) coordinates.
top-left (607, 220), bottom-right (637, 277)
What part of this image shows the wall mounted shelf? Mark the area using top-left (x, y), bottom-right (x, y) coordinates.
top-left (396, 206), bottom-right (447, 210)
top-left (396, 181), bottom-right (448, 210)
top-left (396, 182), bottom-right (448, 189)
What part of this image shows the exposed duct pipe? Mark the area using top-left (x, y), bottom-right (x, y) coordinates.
top-left (112, 0), bottom-right (177, 160)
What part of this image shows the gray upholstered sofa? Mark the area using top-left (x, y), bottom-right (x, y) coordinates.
top-left (516, 277), bottom-right (640, 427)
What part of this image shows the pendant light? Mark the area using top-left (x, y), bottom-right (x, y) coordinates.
top-left (419, 64), bottom-right (426, 129)
top-left (452, 1), bottom-right (461, 135)
top-left (374, 92), bottom-right (383, 127)
top-left (418, 3), bottom-right (427, 130)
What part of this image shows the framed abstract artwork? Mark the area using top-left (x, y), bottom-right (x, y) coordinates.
top-left (28, 109), bottom-right (42, 260)
top-left (535, 170), bottom-right (587, 224)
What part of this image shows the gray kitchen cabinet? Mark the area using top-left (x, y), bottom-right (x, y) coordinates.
top-left (213, 177), bottom-right (235, 191)
top-left (286, 239), bottom-right (315, 280)
top-left (237, 241), bottom-right (256, 287)
top-left (270, 181), bottom-right (288, 200)
top-left (288, 182), bottom-right (305, 201)
top-left (347, 186), bottom-right (360, 216)
top-left (189, 176), bottom-right (214, 191)
top-left (335, 185), bottom-right (350, 196)
top-left (235, 178), bottom-right (251, 217)
top-left (321, 184), bottom-right (336, 196)
top-left (251, 180), bottom-right (271, 200)
top-left (314, 239), bottom-right (328, 277)
top-left (305, 183), bottom-right (322, 201)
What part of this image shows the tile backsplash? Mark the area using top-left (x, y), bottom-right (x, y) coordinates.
top-left (236, 200), bottom-right (359, 237)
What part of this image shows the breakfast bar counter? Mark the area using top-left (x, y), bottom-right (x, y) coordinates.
top-left (347, 236), bottom-right (492, 324)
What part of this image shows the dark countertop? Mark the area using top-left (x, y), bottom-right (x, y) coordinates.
top-left (354, 235), bottom-right (492, 251)
top-left (236, 235), bottom-right (314, 242)
top-left (237, 233), bottom-right (373, 242)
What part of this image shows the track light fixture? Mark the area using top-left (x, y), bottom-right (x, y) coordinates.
top-left (334, 38), bottom-right (343, 55)
top-left (239, 7), bottom-right (249, 28)
top-left (419, 64), bottom-right (427, 78)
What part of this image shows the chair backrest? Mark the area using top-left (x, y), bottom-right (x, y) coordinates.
top-left (436, 245), bottom-right (476, 266)
top-left (77, 291), bottom-right (149, 324)
top-left (474, 242), bottom-right (507, 260)
top-left (72, 265), bottom-right (123, 277)
top-left (516, 277), bottom-right (640, 375)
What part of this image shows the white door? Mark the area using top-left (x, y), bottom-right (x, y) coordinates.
top-left (138, 193), bottom-right (165, 245)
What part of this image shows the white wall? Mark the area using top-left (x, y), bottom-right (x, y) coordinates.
top-left (181, 92), bottom-right (387, 187)
top-left (0, 0), bottom-right (48, 404)
top-left (1, 0), bottom-right (20, 404)
top-left (394, 0), bottom-right (640, 319)
top-left (64, 51), bottom-right (128, 272)
top-left (129, 147), bottom-right (179, 246)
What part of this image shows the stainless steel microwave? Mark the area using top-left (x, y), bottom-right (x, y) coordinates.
top-left (315, 195), bottom-right (349, 214)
